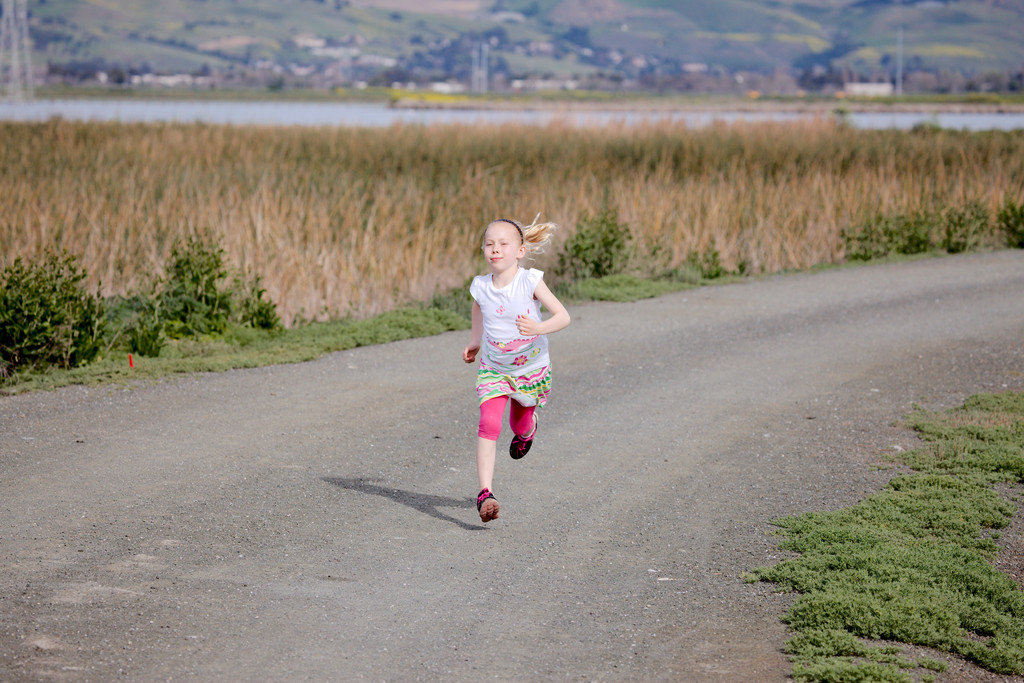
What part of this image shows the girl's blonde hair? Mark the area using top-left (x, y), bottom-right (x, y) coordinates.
top-left (489, 214), bottom-right (558, 256)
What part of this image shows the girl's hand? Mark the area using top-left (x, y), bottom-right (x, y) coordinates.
top-left (463, 344), bottom-right (480, 363)
top-left (519, 280), bottom-right (570, 337)
top-left (516, 314), bottom-right (540, 337)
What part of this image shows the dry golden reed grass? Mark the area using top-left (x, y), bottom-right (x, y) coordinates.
top-left (1, 118), bottom-right (1021, 324)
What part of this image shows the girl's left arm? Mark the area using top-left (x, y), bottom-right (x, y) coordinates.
top-left (517, 279), bottom-right (570, 336)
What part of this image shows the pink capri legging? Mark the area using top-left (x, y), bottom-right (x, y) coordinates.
top-left (478, 396), bottom-right (535, 441)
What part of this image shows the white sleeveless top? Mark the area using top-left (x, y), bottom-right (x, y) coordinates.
top-left (469, 267), bottom-right (550, 375)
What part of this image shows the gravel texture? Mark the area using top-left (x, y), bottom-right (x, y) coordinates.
top-left (2, 251), bottom-right (1023, 682)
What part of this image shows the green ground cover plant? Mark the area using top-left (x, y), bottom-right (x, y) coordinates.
top-left (749, 392), bottom-right (1024, 682)
top-left (5, 306), bottom-right (467, 394)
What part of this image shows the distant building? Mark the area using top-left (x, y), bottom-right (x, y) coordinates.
top-left (489, 11), bottom-right (525, 22)
top-left (431, 82), bottom-right (466, 94)
top-left (510, 78), bottom-right (579, 92)
top-left (843, 82), bottom-right (894, 97)
top-left (293, 34), bottom-right (326, 50)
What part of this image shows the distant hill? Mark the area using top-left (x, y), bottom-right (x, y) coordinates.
top-left (26, 0), bottom-right (1024, 90)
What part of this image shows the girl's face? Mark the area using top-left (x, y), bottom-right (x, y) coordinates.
top-left (482, 222), bottom-right (526, 275)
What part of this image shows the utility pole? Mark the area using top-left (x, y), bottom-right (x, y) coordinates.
top-left (0, 0), bottom-right (34, 101)
top-left (481, 42), bottom-right (488, 93)
top-left (896, 25), bottom-right (904, 96)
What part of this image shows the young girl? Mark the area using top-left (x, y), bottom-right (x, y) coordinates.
top-left (462, 216), bottom-right (571, 523)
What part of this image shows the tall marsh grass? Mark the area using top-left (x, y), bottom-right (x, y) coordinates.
top-left (2, 119), bottom-right (1021, 324)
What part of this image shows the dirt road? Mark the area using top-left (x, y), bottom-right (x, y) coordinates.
top-left (2, 251), bottom-right (1023, 682)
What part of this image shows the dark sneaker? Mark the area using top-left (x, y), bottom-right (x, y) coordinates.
top-left (477, 488), bottom-right (499, 522)
top-left (509, 415), bottom-right (537, 460)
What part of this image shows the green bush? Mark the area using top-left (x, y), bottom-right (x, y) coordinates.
top-left (687, 246), bottom-right (727, 279)
top-left (155, 234), bottom-right (281, 339)
top-left (890, 212), bottom-right (934, 255)
top-left (126, 297), bottom-right (165, 358)
top-left (233, 273), bottom-right (281, 331)
top-left (843, 210), bottom-right (935, 261)
top-left (101, 235), bottom-right (280, 359)
top-left (0, 251), bottom-right (104, 375)
top-left (160, 235), bottom-right (234, 338)
top-left (556, 206), bottom-right (633, 281)
top-left (941, 201), bottom-right (990, 254)
top-left (105, 293), bottom-right (165, 358)
top-left (997, 197), bottom-right (1024, 248)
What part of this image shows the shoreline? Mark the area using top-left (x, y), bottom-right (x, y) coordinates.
top-left (390, 97), bottom-right (1024, 115)
top-left (22, 85), bottom-right (1024, 115)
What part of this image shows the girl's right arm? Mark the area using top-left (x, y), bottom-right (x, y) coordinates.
top-left (462, 301), bottom-right (483, 363)
top-left (516, 279), bottom-right (570, 337)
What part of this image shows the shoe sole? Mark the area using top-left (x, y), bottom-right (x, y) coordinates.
top-left (479, 498), bottom-right (500, 522)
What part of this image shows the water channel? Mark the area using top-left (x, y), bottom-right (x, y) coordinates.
top-left (1, 98), bottom-right (1022, 130)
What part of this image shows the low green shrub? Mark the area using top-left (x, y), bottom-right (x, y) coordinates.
top-left (556, 206), bottom-right (633, 281)
top-left (687, 246), bottom-right (728, 279)
top-left (233, 273), bottom-right (281, 331)
top-left (0, 251), bottom-right (104, 375)
top-left (997, 197), bottom-right (1024, 248)
top-left (106, 293), bottom-right (165, 358)
top-left (890, 212), bottom-right (934, 255)
top-left (941, 201), bottom-right (990, 254)
top-left (843, 210), bottom-right (935, 261)
top-left (105, 234), bottom-right (282, 358)
top-left (127, 302), bottom-right (165, 358)
top-left (160, 235), bottom-right (234, 338)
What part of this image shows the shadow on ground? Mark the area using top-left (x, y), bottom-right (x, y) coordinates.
top-left (322, 477), bottom-right (487, 531)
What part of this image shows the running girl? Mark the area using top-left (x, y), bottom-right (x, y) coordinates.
top-left (462, 217), bottom-right (571, 523)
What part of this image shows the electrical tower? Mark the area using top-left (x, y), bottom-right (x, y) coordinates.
top-left (0, 0), bottom-right (34, 101)
top-left (471, 42), bottom-right (488, 94)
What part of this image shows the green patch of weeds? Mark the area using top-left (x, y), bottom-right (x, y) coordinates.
top-left (750, 391), bottom-right (1024, 682)
top-left (686, 245), bottom-right (734, 280)
top-left (842, 199), bottom-right (1007, 262)
top-left (556, 273), bottom-right (696, 302)
top-left (3, 307), bottom-right (467, 394)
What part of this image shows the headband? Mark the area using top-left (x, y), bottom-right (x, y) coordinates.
top-left (494, 218), bottom-right (523, 240)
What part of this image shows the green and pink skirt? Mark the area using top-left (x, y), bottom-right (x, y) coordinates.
top-left (476, 363), bottom-right (552, 407)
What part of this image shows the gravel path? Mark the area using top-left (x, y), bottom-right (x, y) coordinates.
top-left (2, 251), bottom-right (1023, 682)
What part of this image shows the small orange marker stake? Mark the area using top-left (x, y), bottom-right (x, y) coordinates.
top-left (128, 354), bottom-right (134, 369)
